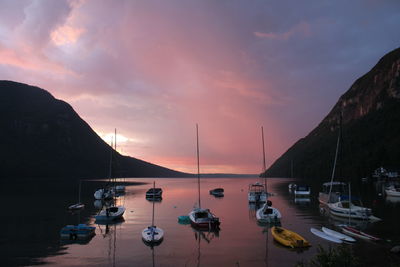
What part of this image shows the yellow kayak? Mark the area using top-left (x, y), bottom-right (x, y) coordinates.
top-left (271, 226), bottom-right (310, 248)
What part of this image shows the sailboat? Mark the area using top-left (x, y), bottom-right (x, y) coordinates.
top-left (327, 183), bottom-right (380, 221)
top-left (256, 126), bottom-right (281, 223)
top-left (319, 117), bottom-right (379, 221)
top-left (142, 181), bottom-right (164, 244)
top-left (188, 124), bottom-right (220, 230)
top-left (68, 179), bottom-right (85, 210)
top-left (113, 129), bottom-right (126, 194)
top-left (95, 130), bottom-right (125, 222)
top-left (248, 127), bottom-right (268, 203)
top-left (94, 134), bottom-right (116, 200)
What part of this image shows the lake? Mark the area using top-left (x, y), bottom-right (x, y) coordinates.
top-left (2, 177), bottom-right (400, 266)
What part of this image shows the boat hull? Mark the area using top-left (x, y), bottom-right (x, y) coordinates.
top-left (142, 226), bottom-right (164, 244)
top-left (256, 204), bottom-right (281, 223)
top-left (188, 208), bottom-right (220, 229)
top-left (95, 206), bottom-right (125, 221)
top-left (327, 202), bottom-right (379, 221)
top-left (341, 226), bottom-right (380, 241)
top-left (60, 224), bottom-right (96, 240)
top-left (311, 228), bottom-right (343, 243)
top-left (321, 227), bottom-right (356, 242)
top-left (386, 189), bottom-right (400, 197)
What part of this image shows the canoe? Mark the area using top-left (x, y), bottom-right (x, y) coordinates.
top-left (271, 226), bottom-right (310, 248)
top-left (341, 226), bottom-right (380, 241)
top-left (310, 228), bottom-right (343, 243)
top-left (322, 227), bottom-right (356, 242)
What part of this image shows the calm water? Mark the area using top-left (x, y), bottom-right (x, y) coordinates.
top-left (3, 177), bottom-right (400, 266)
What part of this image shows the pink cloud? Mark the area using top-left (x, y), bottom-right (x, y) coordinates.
top-left (0, 1), bottom-right (398, 174)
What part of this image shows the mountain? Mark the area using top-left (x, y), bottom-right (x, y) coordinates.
top-left (265, 47), bottom-right (400, 180)
top-left (0, 80), bottom-right (189, 180)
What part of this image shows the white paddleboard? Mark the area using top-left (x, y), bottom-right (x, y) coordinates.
top-left (322, 227), bottom-right (356, 242)
top-left (311, 227), bottom-right (343, 243)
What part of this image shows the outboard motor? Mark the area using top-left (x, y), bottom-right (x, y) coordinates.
top-left (267, 200), bottom-right (272, 207)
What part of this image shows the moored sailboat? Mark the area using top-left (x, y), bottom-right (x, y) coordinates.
top-left (256, 126), bottom-right (281, 223)
top-left (256, 201), bottom-right (281, 223)
top-left (188, 124), bottom-right (220, 230)
top-left (95, 130), bottom-right (125, 222)
top-left (142, 181), bottom-right (164, 244)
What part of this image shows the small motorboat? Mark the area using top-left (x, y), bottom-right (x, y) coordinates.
top-left (294, 185), bottom-right (311, 196)
top-left (188, 208), bottom-right (220, 230)
top-left (94, 188), bottom-right (114, 200)
top-left (209, 188), bottom-right (224, 197)
top-left (248, 182), bottom-right (267, 203)
top-left (146, 187), bottom-right (163, 199)
top-left (311, 227), bottom-right (343, 243)
top-left (271, 226), bottom-right (310, 248)
top-left (68, 203), bottom-right (85, 211)
top-left (341, 226), bottom-right (380, 241)
top-left (385, 185), bottom-right (400, 197)
top-left (60, 224), bottom-right (95, 240)
top-left (321, 227), bottom-right (356, 242)
top-left (95, 206), bottom-right (125, 221)
top-left (256, 201), bottom-right (281, 223)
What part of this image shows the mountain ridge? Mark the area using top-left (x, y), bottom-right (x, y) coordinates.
top-left (265, 47), bottom-right (400, 180)
top-left (0, 80), bottom-right (189, 180)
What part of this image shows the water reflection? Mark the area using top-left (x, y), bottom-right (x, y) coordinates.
top-left (192, 228), bottom-right (220, 267)
top-left (6, 178), bottom-right (400, 266)
top-left (248, 202), bottom-right (262, 221)
top-left (294, 197), bottom-right (311, 206)
top-left (386, 196), bottom-right (400, 204)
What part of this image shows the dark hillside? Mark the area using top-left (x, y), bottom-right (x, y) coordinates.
top-left (265, 47), bottom-right (400, 180)
top-left (0, 80), bottom-right (188, 180)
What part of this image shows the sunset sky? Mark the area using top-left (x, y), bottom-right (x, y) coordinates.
top-left (1, 0), bottom-right (399, 174)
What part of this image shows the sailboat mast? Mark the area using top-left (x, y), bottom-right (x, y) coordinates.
top-left (291, 159), bottom-right (294, 178)
top-left (78, 180), bottom-right (81, 203)
top-left (152, 181), bottom-right (155, 226)
top-left (108, 139), bottom-right (113, 180)
top-left (196, 124), bottom-right (201, 209)
top-left (261, 126), bottom-right (267, 189)
top-left (328, 125), bottom-right (341, 203)
top-left (114, 128), bottom-right (117, 184)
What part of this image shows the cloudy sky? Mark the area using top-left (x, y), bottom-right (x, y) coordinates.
top-left (0, 0), bottom-right (399, 174)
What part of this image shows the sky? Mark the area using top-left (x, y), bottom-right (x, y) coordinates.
top-left (0, 0), bottom-right (399, 174)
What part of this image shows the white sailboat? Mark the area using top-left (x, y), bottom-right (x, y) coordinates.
top-left (321, 120), bottom-right (380, 221)
top-left (188, 124), bottom-right (220, 230)
top-left (142, 181), bottom-right (164, 244)
top-left (249, 127), bottom-right (268, 203)
top-left (256, 126), bottom-right (281, 223)
top-left (327, 183), bottom-right (380, 221)
top-left (256, 201), bottom-right (281, 223)
top-left (95, 130), bottom-right (125, 222)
